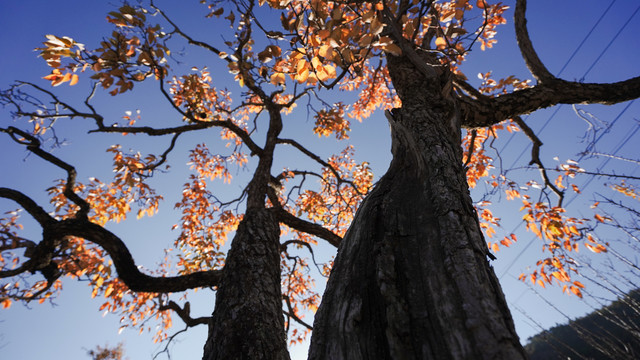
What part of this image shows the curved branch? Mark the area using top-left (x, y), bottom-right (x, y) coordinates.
top-left (511, 116), bottom-right (564, 205)
top-left (276, 138), bottom-right (364, 195)
top-left (266, 187), bottom-right (342, 248)
top-left (281, 239), bottom-right (328, 277)
top-left (1, 127), bottom-right (90, 218)
top-left (159, 300), bottom-right (210, 327)
top-left (515, 0), bottom-right (555, 83)
top-left (56, 218), bottom-right (222, 292)
top-left (283, 295), bottom-right (313, 331)
top-left (0, 191), bottom-right (222, 292)
top-left (271, 206), bottom-right (341, 248)
top-left (459, 0), bottom-right (640, 128)
top-left (459, 76), bottom-right (640, 128)
top-left (150, 1), bottom-right (231, 61)
top-left (0, 188), bottom-right (54, 227)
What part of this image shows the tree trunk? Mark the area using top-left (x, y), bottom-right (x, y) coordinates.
top-left (308, 55), bottom-right (527, 359)
top-left (203, 207), bottom-right (289, 360)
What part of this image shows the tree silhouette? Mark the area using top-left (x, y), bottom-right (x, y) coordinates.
top-left (1, 0), bottom-right (639, 359)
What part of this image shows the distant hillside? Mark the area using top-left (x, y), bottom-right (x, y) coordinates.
top-left (525, 289), bottom-right (640, 360)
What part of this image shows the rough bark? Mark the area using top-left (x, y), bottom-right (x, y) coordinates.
top-left (308, 55), bottom-right (527, 359)
top-left (203, 207), bottom-right (289, 360)
top-left (202, 92), bottom-right (290, 359)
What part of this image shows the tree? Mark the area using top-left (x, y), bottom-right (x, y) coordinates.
top-left (526, 289), bottom-right (640, 359)
top-left (88, 343), bottom-right (127, 360)
top-left (1, 0), bottom-right (638, 359)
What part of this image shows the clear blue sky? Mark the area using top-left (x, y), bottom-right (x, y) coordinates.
top-left (1, 1), bottom-right (639, 359)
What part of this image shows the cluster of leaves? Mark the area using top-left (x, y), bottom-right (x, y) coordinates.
top-left (610, 180), bottom-right (638, 200)
top-left (0, 211), bottom-right (24, 307)
top-left (312, 102), bottom-right (349, 139)
top-left (87, 342), bottom-right (126, 360)
top-left (173, 144), bottom-right (245, 274)
top-left (270, 144), bottom-right (372, 343)
top-left (47, 146), bottom-right (163, 226)
top-left (459, 114), bottom-right (613, 298)
top-left (37, 5), bottom-right (169, 94)
top-left (339, 63), bottom-right (400, 120)
top-left (293, 146), bottom-right (373, 237)
top-left (477, 71), bottom-right (531, 95)
top-left (169, 68), bottom-right (234, 122)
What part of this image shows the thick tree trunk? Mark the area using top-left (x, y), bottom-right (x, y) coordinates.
top-left (309, 56), bottom-right (527, 359)
top-left (203, 207), bottom-right (289, 360)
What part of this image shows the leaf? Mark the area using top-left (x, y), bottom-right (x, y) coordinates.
top-left (270, 72), bottom-right (286, 85)
top-left (382, 43), bottom-right (402, 56)
top-left (570, 285), bottom-right (583, 298)
top-left (435, 37), bottom-right (447, 50)
top-left (296, 59), bottom-right (309, 83)
top-left (69, 74), bottom-right (79, 86)
top-left (225, 11), bottom-right (236, 27)
top-left (1, 298), bottom-right (11, 309)
top-left (370, 17), bottom-right (385, 36)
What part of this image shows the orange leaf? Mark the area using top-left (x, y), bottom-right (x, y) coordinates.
top-left (570, 286), bottom-right (583, 298)
top-left (1, 298), bottom-right (11, 309)
top-left (69, 74), bottom-right (79, 86)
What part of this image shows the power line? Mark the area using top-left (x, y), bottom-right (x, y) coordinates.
top-left (497, 0), bottom-right (618, 155)
top-left (581, 4), bottom-right (640, 80)
top-left (497, 2), bottom-right (640, 279)
top-left (564, 101), bottom-right (638, 207)
top-left (499, 102), bottom-right (636, 279)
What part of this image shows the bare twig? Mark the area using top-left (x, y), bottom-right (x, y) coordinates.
top-left (511, 116), bottom-right (564, 205)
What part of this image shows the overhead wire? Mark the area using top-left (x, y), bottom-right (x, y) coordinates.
top-left (497, 0), bottom-right (618, 154)
top-left (496, 1), bottom-right (639, 279)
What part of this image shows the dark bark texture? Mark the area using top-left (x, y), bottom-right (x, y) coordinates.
top-left (203, 208), bottom-right (289, 360)
top-left (308, 55), bottom-right (527, 359)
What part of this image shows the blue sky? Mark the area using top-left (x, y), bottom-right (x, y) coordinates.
top-left (1, 0), bottom-right (639, 359)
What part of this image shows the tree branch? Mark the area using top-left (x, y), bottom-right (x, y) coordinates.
top-left (512, 116), bottom-right (564, 205)
top-left (271, 206), bottom-right (341, 248)
top-left (459, 77), bottom-right (640, 128)
top-left (283, 295), bottom-right (313, 331)
top-left (159, 300), bottom-right (210, 327)
top-left (55, 218), bottom-right (223, 292)
top-left (459, 0), bottom-right (640, 127)
top-left (266, 186), bottom-right (342, 247)
top-left (0, 188), bottom-right (54, 227)
top-left (381, 6), bottom-right (437, 79)
top-left (1, 126), bottom-right (90, 218)
top-left (514, 0), bottom-right (555, 83)
top-left (276, 138), bottom-right (364, 195)
top-left (0, 188), bottom-right (223, 292)
top-left (150, 1), bottom-right (231, 61)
